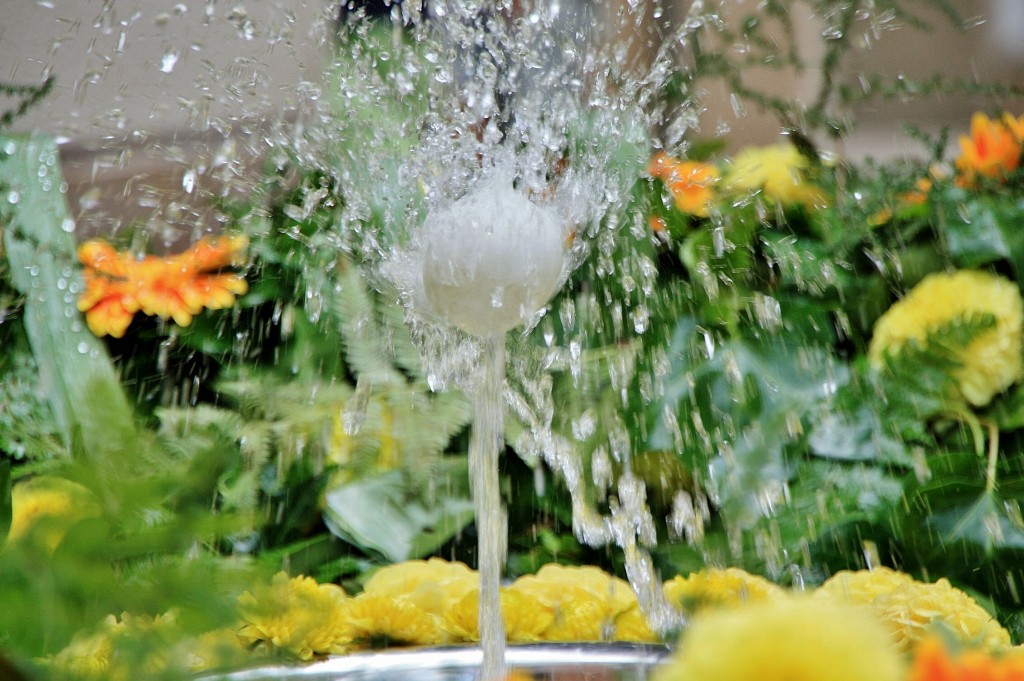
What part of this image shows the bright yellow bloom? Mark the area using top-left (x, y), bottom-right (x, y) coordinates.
top-left (649, 151), bottom-right (720, 217)
top-left (341, 592), bottom-right (445, 648)
top-left (507, 564), bottom-right (639, 642)
top-left (42, 611), bottom-right (209, 681)
top-left (662, 567), bottom-right (785, 615)
top-left (77, 235), bottom-right (248, 338)
top-left (8, 476), bottom-right (100, 551)
top-left (444, 588), bottom-right (553, 643)
top-left (237, 572), bottom-right (351, 660)
top-left (868, 270), bottom-right (1024, 406)
top-left (43, 614), bottom-right (120, 679)
top-left (955, 112), bottom-right (1021, 184)
top-left (722, 143), bottom-right (827, 209)
top-left (815, 567), bottom-right (1011, 652)
top-left (651, 596), bottom-right (905, 681)
top-left (361, 558), bottom-right (478, 616)
top-left (612, 605), bottom-right (660, 643)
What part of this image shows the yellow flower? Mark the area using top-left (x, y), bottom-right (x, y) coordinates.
top-left (652, 597), bottom-right (905, 681)
top-left (77, 235), bottom-right (248, 337)
top-left (186, 628), bottom-right (249, 673)
top-left (444, 588), bottom-right (553, 643)
top-left (341, 592), bottom-right (445, 648)
top-left (662, 567), bottom-right (785, 615)
top-left (507, 564), bottom-right (639, 642)
top-left (42, 611), bottom-right (201, 681)
top-left (649, 151), bottom-right (720, 217)
top-left (815, 567), bottom-right (1011, 652)
top-left (612, 605), bottom-right (660, 643)
top-left (955, 112), bottom-right (1021, 184)
top-left (237, 572), bottom-right (351, 660)
top-left (868, 270), bottom-right (1024, 406)
top-left (361, 558), bottom-right (478, 616)
top-left (43, 614), bottom-right (120, 679)
top-left (8, 476), bottom-right (100, 551)
top-left (722, 143), bottom-right (827, 209)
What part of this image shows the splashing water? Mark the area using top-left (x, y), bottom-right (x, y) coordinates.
top-left (304, 2), bottom-right (696, 673)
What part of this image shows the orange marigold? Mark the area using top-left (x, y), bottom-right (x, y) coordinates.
top-left (77, 235), bottom-right (248, 338)
top-left (955, 112), bottom-right (1021, 184)
top-left (909, 636), bottom-right (1024, 681)
top-left (649, 151), bottom-right (719, 217)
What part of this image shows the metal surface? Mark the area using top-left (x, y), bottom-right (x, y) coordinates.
top-left (202, 643), bottom-right (672, 680)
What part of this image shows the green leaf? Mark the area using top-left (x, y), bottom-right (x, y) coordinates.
top-left (939, 196), bottom-right (1024, 276)
top-left (0, 460), bottom-right (11, 542)
top-left (987, 383), bottom-right (1024, 431)
top-left (809, 405), bottom-right (914, 466)
top-left (0, 135), bottom-right (136, 454)
top-left (321, 470), bottom-right (475, 563)
top-left (928, 490), bottom-right (1024, 556)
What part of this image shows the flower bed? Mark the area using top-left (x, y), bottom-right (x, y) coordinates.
top-left (4, 3), bottom-right (1024, 681)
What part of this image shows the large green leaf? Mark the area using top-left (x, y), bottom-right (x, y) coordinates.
top-left (322, 468), bottom-right (475, 563)
top-left (0, 135), bottom-right (136, 454)
top-left (939, 195), bottom-right (1024, 276)
top-left (927, 490), bottom-right (1024, 556)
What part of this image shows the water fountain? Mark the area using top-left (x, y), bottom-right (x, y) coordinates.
top-left (3, 1), bottom-right (1024, 680)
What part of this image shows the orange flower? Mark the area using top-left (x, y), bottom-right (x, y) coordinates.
top-left (955, 112), bottom-right (1021, 184)
top-left (77, 235), bottom-right (248, 338)
top-left (909, 636), bottom-right (1024, 681)
top-left (649, 152), bottom-right (719, 217)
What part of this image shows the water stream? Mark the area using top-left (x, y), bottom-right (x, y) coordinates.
top-left (470, 334), bottom-right (508, 680)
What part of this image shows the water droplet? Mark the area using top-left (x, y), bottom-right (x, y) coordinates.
top-left (77, 342), bottom-right (90, 355)
top-left (160, 48), bottom-right (179, 73)
top-left (6, 190), bottom-right (19, 204)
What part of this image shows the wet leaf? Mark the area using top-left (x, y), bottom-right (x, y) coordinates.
top-left (322, 469), bottom-right (475, 563)
top-left (809, 406), bottom-right (912, 466)
top-left (940, 196), bottom-right (1024, 276)
top-left (0, 461), bottom-right (10, 542)
top-left (928, 490), bottom-right (1024, 555)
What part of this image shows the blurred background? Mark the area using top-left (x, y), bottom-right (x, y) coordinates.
top-left (2, 0), bottom-right (1023, 243)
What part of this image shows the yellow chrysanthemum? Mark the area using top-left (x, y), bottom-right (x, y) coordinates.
top-left (662, 567), bottom-right (785, 615)
top-left (237, 572), bottom-right (351, 660)
top-left (8, 476), bottom-right (101, 551)
top-left (541, 596), bottom-right (610, 642)
top-left (722, 143), bottom-right (827, 209)
top-left (42, 611), bottom-right (197, 681)
top-left (868, 270), bottom-right (1024, 406)
top-left (507, 564), bottom-right (639, 642)
top-left (652, 597), bottom-right (905, 681)
top-left (43, 614), bottom-right (120, 679)
top-left (612, 605), bottom-right (660, 643)
top-left (509, 564), bottom-right (637, 616)
top-left (815, 567), bottom-right (1011, 653)
top-left (361, 558), bottom-right (478, 617)
top-left (341, 592), bottom-right (445, 648)
top-left (186, 628), bottom-right (249, 673)
top-left (444, 588), bottom-right (554, 643)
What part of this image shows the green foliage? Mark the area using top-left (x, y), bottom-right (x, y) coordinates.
top-left (0, 77), bottom-right (54, 131)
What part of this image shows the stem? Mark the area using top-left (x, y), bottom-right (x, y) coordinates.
top-left (983, 417), bottom-right (1000, 493)
top-left (471, 334), bottom-right (507, 681)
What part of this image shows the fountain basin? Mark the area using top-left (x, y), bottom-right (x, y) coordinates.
top-left (202, 643), bottom-right (671, 681)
